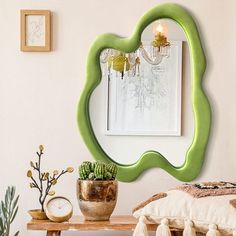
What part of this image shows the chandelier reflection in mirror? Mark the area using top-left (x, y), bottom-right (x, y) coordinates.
top-left (100, 22), bottom-right (170, 79)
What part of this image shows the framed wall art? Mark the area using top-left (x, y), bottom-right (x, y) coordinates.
top-left (20, 10), bottom-right (52, 52)
top-left (104, 41), bottom-right (182, 136)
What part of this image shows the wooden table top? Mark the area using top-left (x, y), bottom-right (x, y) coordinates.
top-left (27, 215), bottom-right (158, 231)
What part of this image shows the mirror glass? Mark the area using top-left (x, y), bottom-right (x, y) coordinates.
top-left (89, 19), bottom-right (193, 166)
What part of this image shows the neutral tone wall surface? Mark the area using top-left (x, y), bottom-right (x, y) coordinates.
top-left (0, 0), bottom-right (236, 235)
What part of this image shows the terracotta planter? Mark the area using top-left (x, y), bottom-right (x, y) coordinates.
top-left (77, 179), bottom-right (118, 221)
top-left (28, 209), bottom-right (48, 220)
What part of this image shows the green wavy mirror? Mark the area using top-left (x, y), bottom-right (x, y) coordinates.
top-left (77, 3), bottom-right (211, 182)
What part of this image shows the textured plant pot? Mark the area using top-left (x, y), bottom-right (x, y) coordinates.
top-left (77, 179), bottom-right (118, 221)
top-left (28, 209), bottom-right (48, 220)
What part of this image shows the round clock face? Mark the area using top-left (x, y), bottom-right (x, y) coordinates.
top-left (47, 197), bottom-right (73, 218)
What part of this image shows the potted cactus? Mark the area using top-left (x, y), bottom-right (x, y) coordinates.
top-left (76, 161), bottom-right (118, 221)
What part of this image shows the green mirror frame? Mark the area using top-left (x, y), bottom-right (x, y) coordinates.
top-left (77, 3), bottom-right (211, 182)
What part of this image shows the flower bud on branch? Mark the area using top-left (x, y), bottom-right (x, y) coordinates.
top-left (27, 145), bottom-right (74, 211)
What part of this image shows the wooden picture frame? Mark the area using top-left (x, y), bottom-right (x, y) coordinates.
top-left (20, 10), bottom-right (51, 52)
top-left (105, 41), bottom-right (183, 136)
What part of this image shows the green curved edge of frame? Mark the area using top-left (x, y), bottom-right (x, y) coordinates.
top-left (77, 3), bottom-right (211, 182)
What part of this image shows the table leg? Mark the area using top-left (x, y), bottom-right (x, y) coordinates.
top-left (46, 231), bottom-right (61, 236)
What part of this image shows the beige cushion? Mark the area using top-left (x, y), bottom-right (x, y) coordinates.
top-left (133, 190), bottom-right (236, 235)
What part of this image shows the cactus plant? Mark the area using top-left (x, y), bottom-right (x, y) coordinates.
top-left (88, 172), bottom-right (95, 180)
top-left (79, 163), bottom-right (91, 179)
top-left (82, 161), bottom-right (92, 171)
top-left (78, 161), bottom-right (118, 180)
top-left (106, 163), bottom-right (118, 179)
top-left (91, 162), bottom-right (96, 172)
top-left (94, 162), bottom-right (106, 179)
top-left (78, 166), bottom-right (87, 180)
top-left (105, 172), bottom-right (112, 180)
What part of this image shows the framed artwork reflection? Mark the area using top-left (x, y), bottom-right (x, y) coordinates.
top-left (20, 10), bottom-right (51, 52)
top-left (104, 41), bottom-right (182, 136)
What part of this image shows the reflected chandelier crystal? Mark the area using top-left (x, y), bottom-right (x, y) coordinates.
top-left (100, 23), bottom-right (170, 78)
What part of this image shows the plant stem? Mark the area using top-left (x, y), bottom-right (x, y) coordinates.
top-left (36, 150), bottom-right (44, 211)
top-left (41, 170), bottom-right (67, 207)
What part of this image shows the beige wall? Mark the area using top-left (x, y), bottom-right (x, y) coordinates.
top-left (0, 0), bottom-right (236, 235)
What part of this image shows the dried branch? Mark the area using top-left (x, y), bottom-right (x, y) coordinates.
top-left (27, 145), bottom-right (74, 211)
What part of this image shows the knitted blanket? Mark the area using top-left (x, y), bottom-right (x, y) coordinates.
top-left (176, 181), bottom-right (236, 198)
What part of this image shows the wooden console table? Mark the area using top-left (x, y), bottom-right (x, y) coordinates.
top-left (27, 215), bottom-right (182, 235)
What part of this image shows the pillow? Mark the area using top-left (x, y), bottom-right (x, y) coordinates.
top-left (133, 189), bottom-right (236, 236)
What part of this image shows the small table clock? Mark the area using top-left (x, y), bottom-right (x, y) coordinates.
top-left (45, 196), bottom-right (73, 222)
